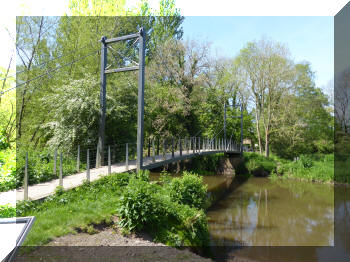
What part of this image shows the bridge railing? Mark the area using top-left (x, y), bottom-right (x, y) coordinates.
top-left (18, 136), bottom-right (242, 201)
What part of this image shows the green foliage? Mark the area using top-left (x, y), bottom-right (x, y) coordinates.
top-left (117, 176), bottom-right (162, 231)
top-left (279, 154), bottom-right (334, 183)
top-left (0, 147), bottom-right (16, 191)
top-left (117, 171), bottom-right (210, 247)
top-left (238, 153), bottom-right (277, 177)
top-left (189, 153), bottom-right (224, 175)
top-left (3, 148), bottom-right (86, 192)
top-left (18, 171), bottom-right (210, 247)
top-left (165, 172), bottom-right (208, 210)
top-left (0, 204), bottom-right (16, 218)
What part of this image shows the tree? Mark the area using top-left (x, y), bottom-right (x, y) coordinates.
top-left (270, 62), bottom-right (333, 158)
top-left (237, 39), bottom-right (294, 157)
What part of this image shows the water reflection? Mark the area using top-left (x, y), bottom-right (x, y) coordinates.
top-left (207, 177), bottom-right (334, 246)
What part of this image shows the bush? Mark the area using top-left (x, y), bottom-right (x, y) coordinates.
top-left (116, 171), bottom-right (210, 247)
top-left (0, 147), bottom-right (16, 191)
top-left (299, 154), bottom-right (313, 168)
top-left (117, 177), bottom-right (163, 231)
top-left (238, 153), bottom-right (277, 176)
top-left (166, 171), bottom-right (208, 210)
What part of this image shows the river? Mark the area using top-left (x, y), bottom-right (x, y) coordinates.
top-left (150, 173), bottom-right (350, 262)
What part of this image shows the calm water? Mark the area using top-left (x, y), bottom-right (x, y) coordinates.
top-left (150, 172), bottom-right (350, 262)
top-left (207, 177), bottom-right (350, 262)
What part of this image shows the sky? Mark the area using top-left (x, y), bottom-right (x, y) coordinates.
top-left (0, 0), bottom-right (345, 91)
top-left (181, 16), bottom-right (334, 89)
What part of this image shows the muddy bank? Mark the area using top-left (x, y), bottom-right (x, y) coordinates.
top-left (15, 227), bottom-right (213, 262)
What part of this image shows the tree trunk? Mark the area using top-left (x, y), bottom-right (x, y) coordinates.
top-left (265, 130), bottom-right (269, 158)
top-left (255, 111), bottom-right (263, 154)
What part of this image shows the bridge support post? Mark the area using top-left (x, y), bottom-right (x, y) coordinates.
top-left (126, 143), bottom-right (129, 171)
top-left (77, 145), bottom-right (80, 172)
top-left (97, 36), bottom-right (107, 168)
top-left (172, 138), bottom-right (174, 158)
top-left (148, 138), bottom-right (151, 157)
top-left (59, 152), bottom-right (63, 187)
top-left (86, 149), bottom-right (90, 182)
top-left (53, 149), bottom-right (57, 177)
top-left (136, 28), bottom-right (146, 171)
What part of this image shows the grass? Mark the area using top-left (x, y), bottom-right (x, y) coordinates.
top-left (16, 173), bottom-right (128, 246)
top-left (279, 154), bottom-right (334, 183)
top-left (15, 171), bottom-right (210, 250)
top-left (237, 152), bottom-right (335, 184)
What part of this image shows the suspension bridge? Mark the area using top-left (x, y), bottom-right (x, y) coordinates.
top-left (0, 28), bottom-right (244, 205)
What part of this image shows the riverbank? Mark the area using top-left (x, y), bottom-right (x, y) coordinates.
top-left (10, 171), bottom-right (211, 255)
top-left (15, 218), bottom-right (213, 262)
top-left (237, 152), bottom-right (337, 184)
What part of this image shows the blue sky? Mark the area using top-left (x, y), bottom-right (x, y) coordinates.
top-left (182, 16), bottom-right (334, 89)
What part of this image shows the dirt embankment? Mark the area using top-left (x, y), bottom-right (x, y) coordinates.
top-left (16, 224), bottom-right (213, 262)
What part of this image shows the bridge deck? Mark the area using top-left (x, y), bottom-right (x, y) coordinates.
top-left (0, 148), bottom-right (240, 206)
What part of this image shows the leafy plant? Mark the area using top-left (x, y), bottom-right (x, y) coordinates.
top-left (166, 171), bottom-right (208, 210)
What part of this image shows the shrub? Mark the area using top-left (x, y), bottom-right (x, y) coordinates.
top-left (116, 171), bottom-right (210, 247)
top-left (299, 154), bottom-right (313, 168)
top-left (117, 177), bottom-right (162, 231)
top-left (239, 153), bottom-right (277, 176)
top-left (166, 171), bottom-right (208, 210)
top-left (0, 147), bottom-right (16, 192)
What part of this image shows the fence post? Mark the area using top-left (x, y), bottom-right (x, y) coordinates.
top-left (199, 137), bottom-right (201, 153)
top-left (152, 139), bottom-right (155, 163)
top-left (157, 138), bottom-right (160, 156)
top-left (77, 145), bottom-right (80, 172)
top-left (163, 139), bottom-right (166, 160)
top-left (192, 137), bottom-right (195, 154)
top-left (179, 139), bottom-right (182, 156)
top-left (24, 152), bottom-right (28, 200)
top-left (172, 138), bottom-right (174, 158)
top-left (53, 149), bottom-right (57, 177)
top-left (188, 138), bottom-right (190, 154)
top-left (126, 143), bottom-right (129, 171)
top-left (148, 138), bottom-right (151, 157)
top-left (86, 149), bottom-right (90, 182)
top-left (59, 152), bottom-right (63, 187)
top-left (108, 146), bottom-right (111, 175)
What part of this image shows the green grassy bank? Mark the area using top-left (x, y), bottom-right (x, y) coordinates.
top-left (237, 152), bottom-right (336, 184)
top-left (4, 171), bottom-right (210, 251)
